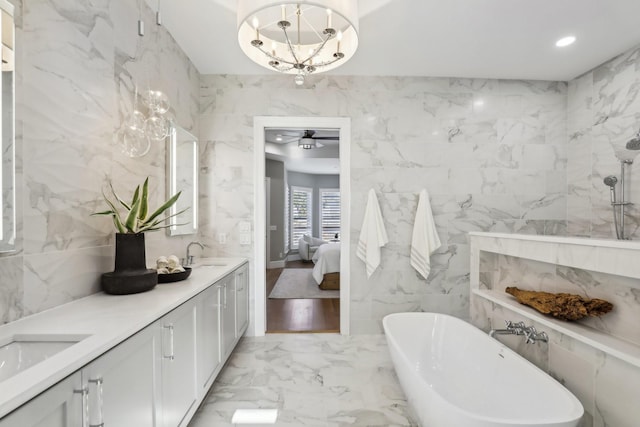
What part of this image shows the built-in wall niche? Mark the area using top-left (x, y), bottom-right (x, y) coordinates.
top-left (470, 232), bottom-right (640, 369)
top-left (479, 252), bottom-right (640, 346)
top-left (0, 0), bottom-right (15, 253)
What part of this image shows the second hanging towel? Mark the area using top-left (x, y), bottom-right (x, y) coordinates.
top-left (411, 189), bottom-right (441, 279)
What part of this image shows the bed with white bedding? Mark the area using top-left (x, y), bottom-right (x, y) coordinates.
top-left (311, 242), bottom-right (340, 289)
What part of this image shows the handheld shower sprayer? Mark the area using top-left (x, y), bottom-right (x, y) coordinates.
top-left (604, 175), bottom-right (618, 204)
top-left (603, 174), bottom-right (622, 239)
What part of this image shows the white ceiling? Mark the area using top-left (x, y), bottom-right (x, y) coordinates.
top-left (264, 128), bottom-right (340, 175)
top-left (155, 0), bottom-right (640, 81)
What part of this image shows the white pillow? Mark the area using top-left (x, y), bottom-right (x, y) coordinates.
top-left (303, 234), bottom-right (312, 243)
top-left (310, 236), bottom-right (326, 246)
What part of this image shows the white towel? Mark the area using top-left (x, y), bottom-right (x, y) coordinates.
top-left (411, 189), bottom-right (441, 279)
top-left (357, 189), bottom-right (388, 278)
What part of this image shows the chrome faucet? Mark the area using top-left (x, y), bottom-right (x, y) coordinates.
top-left (522, 325), bottom-right (548, 344)
top-left (489, 320), bottom-right (526, 337)
top-left (185, 241), bottom-right (204, 266)
top-left (489, 320), bottom-right (548, 344)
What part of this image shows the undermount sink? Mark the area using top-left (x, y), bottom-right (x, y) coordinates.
top-left (195, 258), bottom-right (229, 267)
top-left (0, 334), bottom-right (89, 383)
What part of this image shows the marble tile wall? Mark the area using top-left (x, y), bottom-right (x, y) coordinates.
top-left (0, 0), bottom-right (200, 324)
top-left (199, 75), bottom-right (568, 333)
top-left (567, 43), bottom-right (640, 239)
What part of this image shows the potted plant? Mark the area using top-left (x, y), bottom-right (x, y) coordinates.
top-left (93, 177), bottom-right (182, 295)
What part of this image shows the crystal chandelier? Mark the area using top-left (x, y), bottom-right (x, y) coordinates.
top-left (237, 1), bottom-right (359, 85)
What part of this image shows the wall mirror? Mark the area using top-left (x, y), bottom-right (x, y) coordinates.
top-left (0, 0), bottom-right (15, 253)
top-left (166, 122), bottom-right (198, 236)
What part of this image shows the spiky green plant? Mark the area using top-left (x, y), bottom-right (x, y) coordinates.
top-left (93, 177), bottom-right (184, 234)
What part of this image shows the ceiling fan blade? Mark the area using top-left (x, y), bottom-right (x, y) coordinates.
top-left (278, 131), bottom-right (304, 137)
top-left (311, 136), bottom-right (339, 140)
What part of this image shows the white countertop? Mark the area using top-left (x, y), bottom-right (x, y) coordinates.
top-left (0, 258), bottom-right (247, 418)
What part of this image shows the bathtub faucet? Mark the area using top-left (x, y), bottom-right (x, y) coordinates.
top-left (489, 320), bottom-right (548, 344)
top-left (489, 320), bottom-right (526, 337)
top-left (522, 325), bottom-right (548, 344)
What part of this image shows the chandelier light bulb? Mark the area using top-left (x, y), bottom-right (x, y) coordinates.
top-left (144, 114), bottom-right (169, 141)
top-left (281, 4), bottom-right (286, 21)
top-left (326, 9), bottom-right (332, 28)
top-left (252, 16), bottom-right (260, 41)
top-left (294, 74), bottom-right (304, 86)
top-left (153, 91), bottom-right (170, 114)
top-left (125, 110), bottom-right (146, 132)
top-left (120, 127), bottom-right (150, 158)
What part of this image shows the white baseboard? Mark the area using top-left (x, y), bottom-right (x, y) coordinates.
top-left (268, 260), bottom-right (286, 269)
top-left (287, 254), bottom-right (301, 262)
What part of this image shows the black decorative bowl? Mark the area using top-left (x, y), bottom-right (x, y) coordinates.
top-left (158, 267), bottom-right (192, 283)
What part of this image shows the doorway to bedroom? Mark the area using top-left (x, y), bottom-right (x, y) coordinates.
top-left (264, 127), bottom-right (341, 333)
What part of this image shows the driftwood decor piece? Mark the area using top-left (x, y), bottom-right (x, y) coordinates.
top-left (505, 287), bottom-right (614, 321)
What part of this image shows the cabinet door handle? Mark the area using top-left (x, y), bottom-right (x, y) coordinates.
top-left (223, 284), bottom-right (228, 308)
top-left (163, 324), bottom-right (175, 360)
top-left (88, 377), bottom-right (104, 427)
top-left (73, 386), bottom-right (88, 427)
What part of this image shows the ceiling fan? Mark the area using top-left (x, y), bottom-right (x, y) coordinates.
top-left (277, 130), bottom-right (339, 149)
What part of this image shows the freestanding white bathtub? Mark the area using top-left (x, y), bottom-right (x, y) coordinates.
top-left (383, 313), bottom-right (583, 427)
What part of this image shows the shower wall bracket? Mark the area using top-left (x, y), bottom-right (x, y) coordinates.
top-left (604, 159), bottom-right (634, 240)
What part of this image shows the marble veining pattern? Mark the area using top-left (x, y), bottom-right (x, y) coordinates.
top-left (199, 74), bottom-right (567, 334)
top-left (0, 0), bottom-right (201, 324)
top-left (567, 43), bottom-right (640, 239)
top-left (189, 334), bottom-right (416, 427)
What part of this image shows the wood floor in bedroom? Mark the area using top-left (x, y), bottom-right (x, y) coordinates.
top-left (266, 260), bottom-right (340, 333)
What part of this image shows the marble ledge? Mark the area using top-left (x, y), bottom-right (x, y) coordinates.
top-left (469, 232), bottom-right (640, 280)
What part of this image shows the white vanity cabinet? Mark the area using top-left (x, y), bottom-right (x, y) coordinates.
top-left (234, 264), bottom-right (249, 338)
top-left (195, 265), bottom-right (249, 392)
top-left (81, 325), bottom-right (160, 427)
top-left (218, 273), bottom-right (237, 360)
top-left (0, 260), bottom-right (250, 427)
top-left (0, 325), bottom-right (160, 427)
top-left (196, 284), bottom-right (221, 391)
top-left (0, 373), bottom-right (83, 427)
top-left (158, 300), bottom-right (198, 427)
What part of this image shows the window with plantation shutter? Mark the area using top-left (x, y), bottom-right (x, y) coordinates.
top-left (284, 185), bottom-right (290, 254)
top-left (320, 188), bottom-right (340, 241)
top-left (290, 186), bottom-right (312, 250)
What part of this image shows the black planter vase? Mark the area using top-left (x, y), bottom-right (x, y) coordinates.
top-left (101, 233), bottom-right (157, 295)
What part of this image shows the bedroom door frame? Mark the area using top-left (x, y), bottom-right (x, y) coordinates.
top-left (253, 116), bottom-right (351, 336)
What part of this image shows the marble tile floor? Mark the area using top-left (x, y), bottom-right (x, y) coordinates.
top-left (189, 333), bottom-right (418, 426)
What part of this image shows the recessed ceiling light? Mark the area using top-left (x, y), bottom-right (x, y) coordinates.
top-left (555, 36), bottom-right (576, 47)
